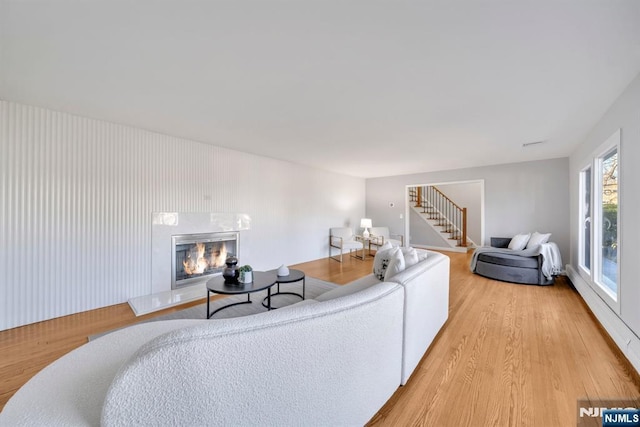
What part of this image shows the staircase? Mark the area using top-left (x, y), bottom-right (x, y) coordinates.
top-left (409, 186), bottom-right (475, 249)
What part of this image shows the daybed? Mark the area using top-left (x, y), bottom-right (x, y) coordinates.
top-left (471, 235), bottom-right (562, 285)
top-left (0, 249), bottom-right (450, 426)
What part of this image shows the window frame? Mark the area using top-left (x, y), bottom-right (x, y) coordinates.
top-left (578, 165), bottom-right (592, 276)
top-left (578, 129), bottom-right (621, 313)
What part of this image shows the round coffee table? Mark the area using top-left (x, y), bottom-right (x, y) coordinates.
top-left (206, 271), bottom-right (277, 318)
top-left (261, 269), bottom-right (305, 309)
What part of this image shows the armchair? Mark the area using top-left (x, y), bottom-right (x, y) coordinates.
top-left (370, 227), bottom-right (404, 250)
top-left (329, 227), bottom-right (364, 262)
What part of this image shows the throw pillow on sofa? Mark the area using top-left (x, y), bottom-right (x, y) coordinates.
top-left (401, 247), bottom-right (419, 268)
top-left (508, 233), bottom-right (531, 251)
top-left (525, 231), bottom-right (552, 249)
top-left (373, 242), bottom-right (394, 280)
top-left (384, 247), bottom-right (406, 281)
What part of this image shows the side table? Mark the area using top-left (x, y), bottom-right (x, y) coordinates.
top-left (261, 269), bottom-right (305, 309)
top-left (353, 235), bottom-right (374, 260)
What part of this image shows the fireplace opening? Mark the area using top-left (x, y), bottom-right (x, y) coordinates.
top-left (171, 232), bottom-right (238, 289)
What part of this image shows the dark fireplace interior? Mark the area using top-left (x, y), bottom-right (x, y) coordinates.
top-left (172, 233), bottom-right (238, 289)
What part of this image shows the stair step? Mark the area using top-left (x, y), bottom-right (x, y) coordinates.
top-left (413, 202), bottom-right (469, 249)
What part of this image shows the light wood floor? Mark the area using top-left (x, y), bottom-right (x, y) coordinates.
top-left (1, 252), bottom-right (639, 426)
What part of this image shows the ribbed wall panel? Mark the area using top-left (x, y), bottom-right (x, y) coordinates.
top-left (0, 100), bottom-right (365, 330)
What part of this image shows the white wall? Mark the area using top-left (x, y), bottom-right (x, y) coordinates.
top-left (365, 157), bottom-right (570, 261)
top-left (567, 73), bottom-right (640, 372)
top-left (0, 101), bottom-right (365, 331)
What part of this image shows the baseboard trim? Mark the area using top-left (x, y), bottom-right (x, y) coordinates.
top-left (566, 264), bottom-right (640, 378)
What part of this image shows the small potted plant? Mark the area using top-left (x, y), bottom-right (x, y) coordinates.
top-left (238, 265), bottom-right (253, 283)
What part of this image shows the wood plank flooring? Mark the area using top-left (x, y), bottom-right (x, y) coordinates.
top-left (1, 251), bottom-right (639, 426)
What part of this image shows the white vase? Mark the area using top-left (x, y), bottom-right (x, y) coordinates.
top-left (277, 265), bottom-right (290, 276)
top-left (241, 271), bottom-right (252, 283)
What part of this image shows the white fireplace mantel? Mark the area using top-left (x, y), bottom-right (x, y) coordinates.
top-left (128, 212), bottom-right (251, 316)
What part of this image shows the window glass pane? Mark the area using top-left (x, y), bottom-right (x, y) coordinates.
top-left (599, 149), bottom-right (618, 294)
top-left (581, 168), bottom-right (591, 271)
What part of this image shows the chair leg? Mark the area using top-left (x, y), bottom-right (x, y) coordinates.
top-left (329, 246), bottom-right (343, 262)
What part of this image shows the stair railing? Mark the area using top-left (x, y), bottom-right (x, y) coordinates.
top-left (409, 186), bottom-right (468, 247)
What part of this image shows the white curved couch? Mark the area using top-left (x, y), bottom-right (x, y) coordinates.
top-left (0, 250), bottom-right (449, 426)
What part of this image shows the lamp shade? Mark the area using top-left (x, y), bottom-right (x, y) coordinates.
top-left (360, 218), bottom-right (372, 229)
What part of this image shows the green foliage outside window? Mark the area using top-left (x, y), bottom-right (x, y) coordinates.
top-left (602, 203), bottom-right (617, 262)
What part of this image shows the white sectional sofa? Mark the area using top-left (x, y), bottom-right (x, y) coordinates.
top-left (0, 250), bottom-right (449, 426)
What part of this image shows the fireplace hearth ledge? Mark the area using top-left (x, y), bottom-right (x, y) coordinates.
top-left (128, 282), bottom-right (207, 316)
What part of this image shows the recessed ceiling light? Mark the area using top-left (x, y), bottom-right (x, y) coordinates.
top-left (522, 140), bottom-right (546, 148)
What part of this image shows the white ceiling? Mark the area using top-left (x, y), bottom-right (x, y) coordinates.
top-left (2, 0), bottom-right (640, 178)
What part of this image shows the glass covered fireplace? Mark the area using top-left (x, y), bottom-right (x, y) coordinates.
top-left (171, 232), bottom-right (238, 289)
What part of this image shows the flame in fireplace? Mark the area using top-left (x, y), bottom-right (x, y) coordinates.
top-left (183, 243), bottom-right (208, 275)
top-left (182, 242), bottom-right (228, 275)
top-left (210, 243), bottom-right (227, 268)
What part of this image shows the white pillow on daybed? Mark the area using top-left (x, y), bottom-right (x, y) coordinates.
top-left (508, 233), bottom-right (531, 251)
top-left (526, 231), bottom-right (552, 249)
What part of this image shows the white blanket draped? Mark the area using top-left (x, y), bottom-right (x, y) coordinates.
top-left (470, 242), bottom-right (563, 280)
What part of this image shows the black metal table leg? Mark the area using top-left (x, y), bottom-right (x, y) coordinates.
top-left (206, 271), bottom-right (278, 318)
top-left (262, 276), bottom-right (305, 309)
top-left (208, 299), bottom-right (253, 318)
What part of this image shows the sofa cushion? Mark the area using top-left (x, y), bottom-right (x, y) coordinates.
top-left (477, 252), bottom-right (539, 269)
top-left (315, 274), bottom-right (381, 302)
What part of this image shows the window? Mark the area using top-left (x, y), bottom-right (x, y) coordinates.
top-left (578, 130), bottom-right (620, 309)
top-left (596, 147), bottom-right (618, 295)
